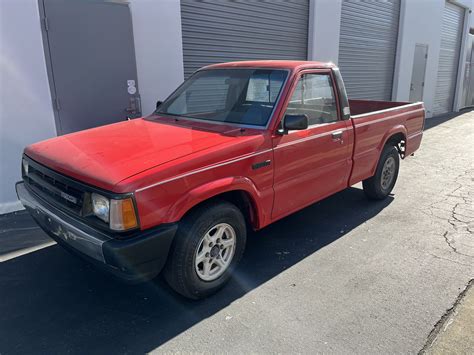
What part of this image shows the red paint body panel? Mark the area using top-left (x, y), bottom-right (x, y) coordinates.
top-left (269, 68), bottom-right (354, 221)
top-left (348, 100), bottom-right (425, 185)
top-left (24, 117), bottom-right (251, 192)
top-left (23, 61), bottom-right (425, 232)
top-left (204, 60), bottom-right (336, 71)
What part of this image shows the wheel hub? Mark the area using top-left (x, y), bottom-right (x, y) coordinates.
top-left (194, 223), bottom-right (237, 281)
top-left (210, 245), bottom-right (220, 257)
top-left (381, 156), bottom-right (396, 190)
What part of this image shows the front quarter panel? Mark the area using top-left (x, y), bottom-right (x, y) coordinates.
top-left (166, 176), bottom-right (265, 226)
top-left (128, 134), bottom-right (275, 230)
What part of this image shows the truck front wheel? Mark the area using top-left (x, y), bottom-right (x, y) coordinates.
top-left (363, 145), bottom-right (400, 200)
top-left (163, 200), bottom-right (247, 299)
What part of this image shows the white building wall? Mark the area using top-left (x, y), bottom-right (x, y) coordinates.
top-left (393, 0), bottom-right (445, 117)
top-left (129, 0), bottom-right (184, 115)
top-left (0, 0), bottom-right (57, 214)
top-left (394, 0), bottom-right (473, 117)
top-left (308, 0), bottom-right (342, 64)
top-left (311, 0), bottom-right (473, 118)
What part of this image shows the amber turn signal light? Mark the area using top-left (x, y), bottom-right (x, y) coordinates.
top-left (110, 197), bottom-right (138, 231)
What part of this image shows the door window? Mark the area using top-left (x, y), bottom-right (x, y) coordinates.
top-left (286, 74), bottom-right (338, 126)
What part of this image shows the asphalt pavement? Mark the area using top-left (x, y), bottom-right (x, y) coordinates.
top-left (0, 109), bottom-right (473, 354)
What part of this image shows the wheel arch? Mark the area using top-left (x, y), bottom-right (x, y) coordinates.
top-left (168, 177), bottom-right (264, 230)
top-left (369, 126), bottom-right (406, 177)
top-left (380, 126), bottom-right (407, 157)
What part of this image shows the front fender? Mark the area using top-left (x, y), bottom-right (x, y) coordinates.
top-left (167, 176), bottom-right (265, 227)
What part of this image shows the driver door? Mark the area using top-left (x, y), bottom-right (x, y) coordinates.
top-left (271, 70), bottom-right (353, 220)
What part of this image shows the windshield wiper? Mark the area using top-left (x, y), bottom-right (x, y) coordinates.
top-left (154, 112), bottom-right (185, 120)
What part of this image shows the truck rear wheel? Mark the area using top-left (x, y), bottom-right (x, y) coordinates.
top-left (363, 145), bottom-right (400, 200)
top-left (163, 200), bottom-right (246, 300)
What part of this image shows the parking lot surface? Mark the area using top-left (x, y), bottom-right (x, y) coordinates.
top-left (0, 110), bottom-right (473, 354)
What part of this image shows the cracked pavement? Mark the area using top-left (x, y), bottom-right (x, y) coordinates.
top-left (0, 110), bottom-right (473, 354)
top-left (416, 113), bottom-right (474, 264)
top-left (422, 168), bottom-right (473, 259)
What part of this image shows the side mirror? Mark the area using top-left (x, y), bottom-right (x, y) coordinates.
top-left (280, 114), bottom-right (308, 133)
top-left (156, 100), bottom-right (163, 110)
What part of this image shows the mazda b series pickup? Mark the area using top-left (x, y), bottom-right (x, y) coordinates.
top-left (16, 61), bottom-right (424, 299)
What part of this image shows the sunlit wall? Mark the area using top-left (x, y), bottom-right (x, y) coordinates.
top-left (0, 0), bottom-right (57, 213)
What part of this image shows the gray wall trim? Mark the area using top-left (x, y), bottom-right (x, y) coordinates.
top-left (38, 0), bottom-right (60, 136)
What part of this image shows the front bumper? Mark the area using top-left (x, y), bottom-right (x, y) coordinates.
top-left (16, 182), bottom-right (177, 282)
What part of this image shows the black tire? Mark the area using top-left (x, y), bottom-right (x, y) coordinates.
top-left (363, 145), bottom-right (400, 200)
top-left (163, 200), bottom-right (246, 300)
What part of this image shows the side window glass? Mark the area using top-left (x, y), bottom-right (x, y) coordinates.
top-left (286, 73), bottom-right (338, 126)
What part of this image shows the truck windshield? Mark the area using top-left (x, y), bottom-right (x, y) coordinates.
top-left (156, 69), bottom-right (288, 126)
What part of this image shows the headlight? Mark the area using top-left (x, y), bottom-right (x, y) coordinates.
top-left (91, 193), bottom-right (138, 231)
top-left (91, 193), bottom-right (110, 223)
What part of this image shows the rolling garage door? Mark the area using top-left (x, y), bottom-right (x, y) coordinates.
top-left (180, 0), bottom-right (309, 78)
top-left (338, 0), bottom-right (400, 100)
top-left (433, 2), bottom-right (465, 115)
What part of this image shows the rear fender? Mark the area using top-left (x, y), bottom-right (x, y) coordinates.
top-left (371, 125), bottom-right (407, 175)
top-left (379, 125), bottom-right (407, 151)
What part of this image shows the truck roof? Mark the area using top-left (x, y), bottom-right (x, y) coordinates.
top-left (203, 60), bottom-right (336, 71)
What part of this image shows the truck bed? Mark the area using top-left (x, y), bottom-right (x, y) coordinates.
top-left (348, 100), bottom-right (425, 186)
top-left (349, 99), bottom-right (412, 116)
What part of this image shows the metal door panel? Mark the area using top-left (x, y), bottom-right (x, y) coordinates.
top-left (461, 34), bottom-right (474, 108)
top-left (433, 1), bottom-right (464, 115)
top-left (180, 0), bottom-right (309, 79)
top-left (271, 71), bottom-right (353, 220)
top-left (42, 0), bottom-right (141, 134)
top-left (409, 44), bottom-right (428, 102)
top-left (272, 121), bottom-right (352, 220)
top-left (338, 0), bottom-right (401, 100)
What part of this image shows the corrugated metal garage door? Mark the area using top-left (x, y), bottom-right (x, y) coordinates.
top-left (180, 0), bottom-right (309, 78)
top-left (433, 2), bottom-right (465, 115)
top-left (338, 0), bottom-right (400, 100)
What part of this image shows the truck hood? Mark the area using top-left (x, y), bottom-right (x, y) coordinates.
top-left (25, 117), bottom-right (247, 191)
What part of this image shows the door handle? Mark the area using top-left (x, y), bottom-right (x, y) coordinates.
top-left (332, 131), bottom-right (343, 139)
top-left (332, 130), bottom-right (344, 144)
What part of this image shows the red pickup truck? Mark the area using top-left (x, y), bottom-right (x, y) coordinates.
top-left (16, 61), bottom-right (424, 299)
